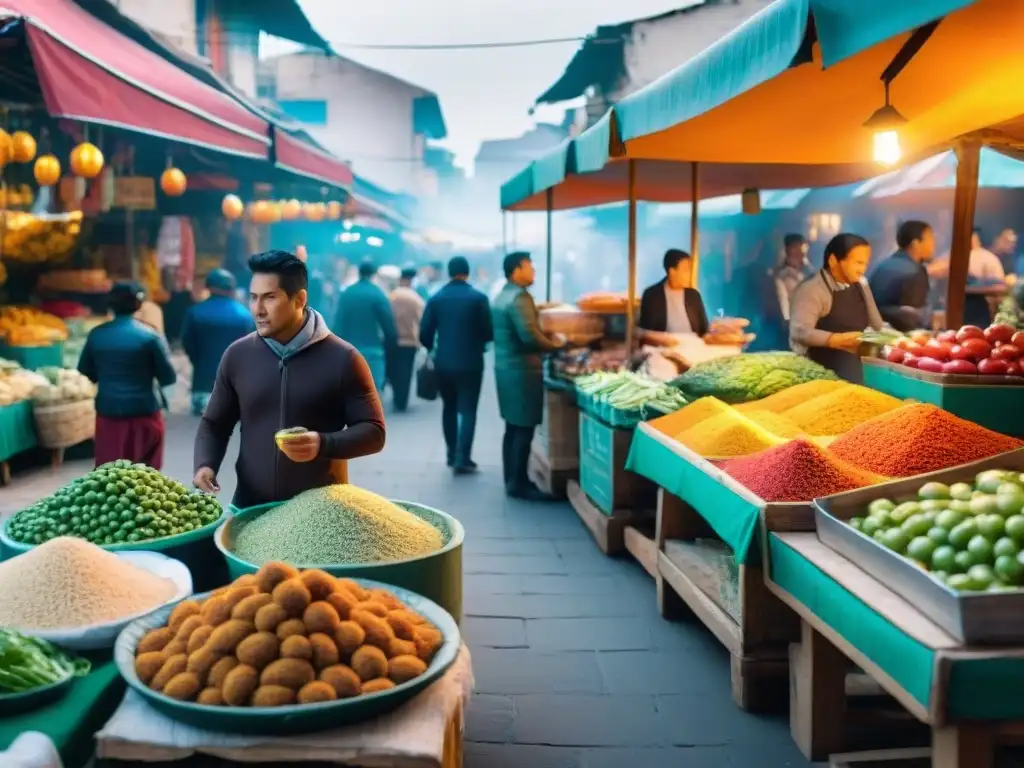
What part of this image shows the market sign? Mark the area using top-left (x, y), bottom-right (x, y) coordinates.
top-left (114, 177), bottom-right (157, 210)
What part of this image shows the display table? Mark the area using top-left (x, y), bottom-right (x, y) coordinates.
top-left (0, 342), bottom-right (64, 371)
top-left (0, 652), bottom-right (124, 768)
top-left (528, 377), bottom-right (580, 498)
top-left (0, 400), bottom-right (38, 484)
top-left (768, 532), bottom-right (1024, 767)
top-left (96, 644), bottom-right (473, 768)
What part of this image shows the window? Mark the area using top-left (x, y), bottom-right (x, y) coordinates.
top-left (278, 100), bottom-right (328, 126)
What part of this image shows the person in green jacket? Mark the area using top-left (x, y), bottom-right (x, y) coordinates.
top-left (492, 252), bottom-right (564, 500)
top-left (335, 259), bottom-right (398, 393)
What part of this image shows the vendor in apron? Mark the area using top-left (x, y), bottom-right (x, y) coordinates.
top-left (789, 233), bottom-right (884, 383)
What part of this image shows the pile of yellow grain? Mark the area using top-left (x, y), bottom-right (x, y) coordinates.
top-left (675, 409), bottom-right (788, 458)
top-left (736, 380), bottom-right (849, 415)
top-left (782, 385), bottom-right (903, 436)
top-left (650, 396), bottom-right (732, 437)
top-left (0, 537), bottom-right (177, 630)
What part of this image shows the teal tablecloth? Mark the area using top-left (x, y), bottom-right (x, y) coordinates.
top-left (0, 400), bottom-right (37, 462)
top-left (0, 342), bottom-right (64, 371)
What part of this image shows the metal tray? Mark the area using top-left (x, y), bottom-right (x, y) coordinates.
top-left (814, 448), bottom-right (1024, 645)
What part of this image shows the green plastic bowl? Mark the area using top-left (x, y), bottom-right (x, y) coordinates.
top-left (215, 500), bottom-right (464, 622)
top-left (0, 674), bottom-right (75, 716)
top-left (114, 580), bottom-right (461, 734)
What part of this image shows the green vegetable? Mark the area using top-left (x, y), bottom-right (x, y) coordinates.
top-left (0, 630), bottom-right (90, 693)
top-left (670, 352), bottom-right (838, 404)
top-left (5, 460), bottom-right (222, 548)
top-left (575, 371), bottom-right (687, 416)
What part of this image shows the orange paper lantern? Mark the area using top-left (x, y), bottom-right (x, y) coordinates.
top-left (304, 202), bottom-right (326, 222)
top-left (160, 167), bottom-right (187, 197)
top-left (0, 131), bottom-right (12, 167)
top-left (33, 154), bottom-right (61, 187)
top-left (280, 199), bottom-right (301, 221)
top-left (70, 142), bottom-right (104, 178)
top-left (11, 132), bottom-right (36, 163)
top-left (326, 201), bottom-right (342, 220)
top-left (222, 194), bottom-right (244, 220)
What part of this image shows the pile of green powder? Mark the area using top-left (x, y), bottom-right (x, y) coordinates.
top-left (231, 485), bottom-right (444, 565)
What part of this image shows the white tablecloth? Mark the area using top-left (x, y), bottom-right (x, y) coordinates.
top-left (95, 644), bottom-right (472, 766)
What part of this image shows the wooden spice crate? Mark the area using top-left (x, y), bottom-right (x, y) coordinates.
top-left (567, 479), bottom-right (651, 556)
top-left (656, 488), bottom-right (799, 712)
top-left (533, 385), bottom-right (580, 472)
top-left (578, 412), bottom-right (656, 516)
top-left (768, 531), bottom-right (1024, 768)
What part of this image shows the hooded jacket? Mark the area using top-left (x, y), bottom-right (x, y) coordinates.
top-left (193, 310), bottom-right (386, 507)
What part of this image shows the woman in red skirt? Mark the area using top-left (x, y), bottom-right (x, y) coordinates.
top-left (78, 282), bottom-right (177, 469)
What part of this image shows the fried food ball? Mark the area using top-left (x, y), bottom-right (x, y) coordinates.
top-left (389, 609), bottom-right (427, 626)
top-left (272, 578), bottom-right (312, 618)
top-left (280, 635), bottom-right (313, 661)
top-left (299, 569), bottom-right (337, 601)
top-left (325, 589), bottom-right (358, 620)
top-left (367, 589), bottom-right (402, 611)
top-left (162, 639), bottom-right (187, 657)
top-left (333, 621), bottom-right (366, 656)
top-left (162, 672), bottom-right (202, 701)
top-left (167, 601), bottom-right (201, 633)
top-left (362, 678), bottom-right (396, 694)
top-left (319, 664), bottom-right (361, 698)
top-left (174, 615), bottom-right (205, 644)
top-left (231, 593), bottom-right (273, 622)
top-left (222, 664), bottom-right (260, 707)
top-left (233, 574), bottom-right (259, 591)
top-left (309, 633), bottom-right (340, 671)
top-left (235, 631), bottom-right (280, 670)
top-left (297, 680), bottom-right (337, 704)
top-left (135, 651), bottom-right (167, 685)
top-left (150, 654), bottom-right (187, 691)
top-left (137, 627), bottom-right (174, 655)
top-left (197, 687), bottom-right (225, 706)
top-left (388, 655), bottom-right (427, 684)
top-left (199, 595), bottom-right (233, 627)
top-left (276, 619), bottom-right (306, 641)
top-left (303, 601), bottom-right (341, 635)
top-left (223, 586), bottom-right (258, 610)
top-left (413, 626), bottom-right (443, 662)
top-left (260, 658), bottom-right (316, 690)
top-left (255, 562), bottom-right (300, 595)
top-left (254, 603), bottom-right (289, 633)
top-left (207, 620), bottom-right (255, 654)
top-left (251, 685), bottom-right (296, 707)
top-left (186, 647), bottom-right (223, 684)
top-left (350, 645), bottom-right (388, 682)
top-left (385, 613), bottom-right (417, 642)
top-left (208, 656), bottom-right (240, 688)
top-left (354, 600), bottom-right (389, 618)
top-left (388, 638), bottom-right (417, 658)
top-left (186, 625), bottom-right (215, 655)
top-left (350, 609), bottom-right (395, 651)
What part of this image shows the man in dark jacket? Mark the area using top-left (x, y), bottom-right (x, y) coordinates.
top-left (180, 269), bottom-right (253, 415)
top-left (492, 252), bottom-right (563, 500)
top-left (868, 220), bottom-right (935, 331)
top-left (79, 282), bottom-right (177, 470)
top-left (420, 256), bottom-right (493, 475)
top-left (638, 249), bottom-right (710, 337)
top-left (193, 250), bottom-right (385, 507)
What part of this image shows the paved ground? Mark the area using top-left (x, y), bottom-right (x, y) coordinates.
top-left (4, 372), bottom-right (812, 768)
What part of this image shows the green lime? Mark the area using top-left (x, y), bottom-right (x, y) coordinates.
top-left (977, 514), bottom-right (1006, 541)
top-left (1005, 515), bottom-right (1024, 543)
top-left (919, 482), bottom-right (951, 501)
top-left (970, 495), bottom-right (1000, 517)
top-left (920, 499), bottom-right (951, 512)
top-left (988, 581), bottom-right (1015, 592)
top-left (927, 526), bottom-right (950, 545)
top-left (931, 545), bottom-right (957, 572)
top-left (950, 482), bottom-right (974, 501)
top-left (935, 509), bottom-right (966, 530)
top-left (849, 517), bottom-right (864, 532)
top-left (889, 502), bottom-right (920, 524)
top-left (967, 535), bottom-right (995, 565)
top-left (906, 536), bottom-right (936, 564)
top-left (994, 537), bottom-right (1020, 558)
top-left (949, 520), bottom-right (979, 549)
top-left (949, 499), bottom-right (973, 516)
top-left (977, 470), bottom-right (1009, 494)
top-left (881, 528), bottom-right (911, 554)
top-left (968, 564), bottom-right (996, 590)
top-left (868, 498), bottom-right (896, 516)
top-left (901, 514), bottom-right (933, 538)
top-left (995, 554), bottom-right (1024, 586)
top-left (997, 487), bottom-right (1024, 516)
top-left (861, 517), bottom-right (882, 537)
top-left (947, 573), bottom-right (975, 592)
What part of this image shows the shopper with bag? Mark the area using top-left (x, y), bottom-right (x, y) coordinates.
top-left (419, 256), bottom-right (493, 475)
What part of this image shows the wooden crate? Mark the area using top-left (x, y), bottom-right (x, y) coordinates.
top-left (528, 449), bottom-right (574, 499)
top-left (578, 412), bottom-right (655, 515)
top-left (533, 387), bottom-right (580, 471)
top-left (655, 488), bottom-right (798, 712)
top-left (624, 523), bottom-right (658, 579)
top-left (567, 480), bottom-right (651, 556)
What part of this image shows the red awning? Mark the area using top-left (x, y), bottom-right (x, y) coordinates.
top-left (273, 128), bottom-right (353, 189)
top-left (4, 0), bottom-right (270, 158)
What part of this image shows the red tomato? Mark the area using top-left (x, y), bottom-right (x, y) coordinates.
top-left (950, 344), bottom-right (973, 361)
top-left (916, 357), bottom-right (945, 374)
top-left (894, 337), bottom-right (913, 351)
top-left (978, 357), bottom-right (1011, 376)
top-left (984, 324), bottom-right (1016, 345)
top-left (923, 339), bottom-right (953, 361)
top-left (943, 359), bottom-right (978, 375)
top-left (909, 330), bottom-right (932, 345)
top-left (904, 342), bottom-right (928, 358)
top-left (903, 354), bottom-right (920, 369)
top-left (1012, 331), bottom-right (1024, 349)
top-left (992, 343), bottom-right (1022, 361)
top-left (936, 330), bottom-right (958, 344)
top-left (883, 346), bottom-right (906, 364)
top-left (1009, 363), bottom-right (1022, 377)
top-left (960, 337), bottom-right (993, 361)
top-left (955, 325), bottom-right (986, 343)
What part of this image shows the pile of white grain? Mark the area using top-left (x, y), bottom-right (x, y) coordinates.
top-left (0, 537), bottom-right (177, 630)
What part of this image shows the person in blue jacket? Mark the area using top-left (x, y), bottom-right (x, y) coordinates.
top-left (79, 282), bottom-right (177, 469)
top-left (335, 259), bottom-right (398, 392)
top-left (181, 269), bottom-right (253, 415)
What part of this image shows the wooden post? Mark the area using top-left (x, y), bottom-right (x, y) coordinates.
top-left (790, 620), bottom-right (847, 761)
top-left (625, 159), bottom-right (637, 354)
top-left (943, 140), bottom-right (981, 330)
top-left (501, 211), bottom-right (508, 253)
top-left (545, 187), bottom-right (553, 302)
top-left (690, 161), bottom-right (700, 281)
top-left (932, 725), bottom-right (993, 768)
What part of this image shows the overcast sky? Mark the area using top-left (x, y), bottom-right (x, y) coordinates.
top-left (263, 0), bottom-right (689, 170)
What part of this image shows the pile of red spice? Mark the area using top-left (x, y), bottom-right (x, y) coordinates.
top-left (721, 439), bottom-right (883, 502)
top-left (829, 404), bottom-right (1023, 477)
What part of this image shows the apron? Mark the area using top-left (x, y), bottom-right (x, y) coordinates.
top-left (807, 276), bottom-right (870, 384)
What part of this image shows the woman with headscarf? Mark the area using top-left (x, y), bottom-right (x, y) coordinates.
top-left (789, 233), bottom-right (884, 383)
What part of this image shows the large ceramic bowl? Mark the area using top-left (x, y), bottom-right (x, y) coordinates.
top-left (114, 579), bottom-right (461, 735)
top-left (214, 499), bottom-right (464, 622)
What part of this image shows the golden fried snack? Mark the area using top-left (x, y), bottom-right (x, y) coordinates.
top-left (309, 633), bottom-right (340, 671)
top-left (150, 654), bottom-right (187, 691)
top-left (350, 609), bottom-right (394, 651)
top-left (254, 603), bottom-right (289, 633)
top-left (162, 639), bottom-right (187, 657)
top-left (199, 595), bottom-right (232, 627)
top-left (198, 687), bottom-right (225, 706)
top-left (252, 685), bottom-right (296, 707)
top-left (297, 680), bottom-right (337, 704)
top-left (362, 678), bottom-right (395, 694)
top-left (232, 593), bottom-right (273, 622)
top-left (222, 664), bottom-right (260, 706)
top-left (385, 613), bottom-right (416, 642)
top-left (388, 609), bottom-right (427, 626)
top-left (367, 589), bottom-right (402, 611)
top-left (303, 602), bottom-right (341, 635)
top-left (137, 627), bottom-right (174, 655)
top-left (174, 616), bottom-right (204, 643)
top-left (333, 621), bottom-right (365, 657)
top-left (167, 601), bottom-right (201, 633)
top-left (388, 638), bottom-right (417, 658)
top-left (276, 618), bottom-right (306, 641)
top-left (186, 647), bottom-right (222, 684)
top-left (162, 672), bottom-right (202, 701)
top-left (325, 589), bottom-right (357, 620)
top-left (255, 562), bottom-right (300, 595)
top-left (350, 645), bottom-right (388, 682)
top-left (223, 586), bottom-right (258, 610)
top-left (335, 579), bottom-right (368, 601)
top-left (354, 600), bottom-right (388, 618)
top-left (319, 664), bottom-right (361, 698)
top-left (208, 656), bottom-right (240, 688)
top-left (235, 632), bottom-right (280, 670)
top-left (388, 655), bottom-right (427, 684)
top-left (207, 620), bottom-right (254, 654)
top-left (298, 569), bottom-right (337, 601)
top-left (135, 651), bottom-right (166, 685)
top-left (260, 658), bottom-right (315, 690)
top-left (186, 625), bottom-right (215, 654)
top-left (272, 579), bottom-right (312, 618)
top-left (280, 635), bottom-right (313, 661)
top-left (413, 626), bottom-right (443, 662)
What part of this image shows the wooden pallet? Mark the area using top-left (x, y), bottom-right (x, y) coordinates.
top-left (624, 524), bottom-right (658, 579)
top-left (528, 449), bottom-right (575, 499)
top-left (567, 480), bottom-right (647, 556)
top-left (655, 488), bottom-right (798, 713)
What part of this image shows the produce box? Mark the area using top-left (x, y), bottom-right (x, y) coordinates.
top-left (534, 383), bottom-right (580, 471)
top-left (863, 358), bottom-right (1024, 437)
top-left (627, 422), bottom-right (812, 564)
top-left (0, 341), bottom-right (64, 371)
top-left (0, 400), bottom-right (37, 463)
top-left (815, 448), bottom-right (1024, 644)
top-left (578, 412), bottom-right (655, 515)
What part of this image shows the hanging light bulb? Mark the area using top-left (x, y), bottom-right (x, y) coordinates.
top-left (864, 81), bottom-right (907, 166)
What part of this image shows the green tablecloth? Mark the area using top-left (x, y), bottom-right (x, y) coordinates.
top-left (0, 342), bottom-right (64, 371)
top-left (0, 400), bottom-right (37, 463)
top-left (0, 652), bottom-right (124, 768)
